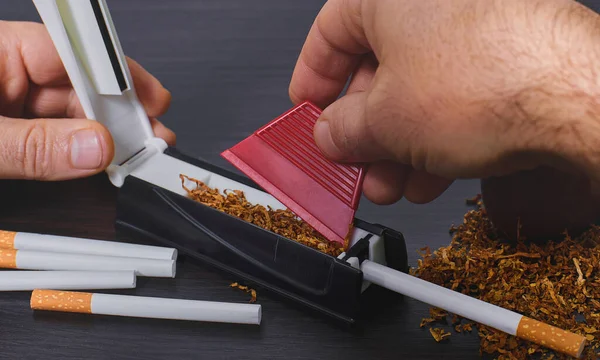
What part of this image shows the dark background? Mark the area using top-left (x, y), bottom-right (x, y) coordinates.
top-left (0, 1), bottom-right (597, 359)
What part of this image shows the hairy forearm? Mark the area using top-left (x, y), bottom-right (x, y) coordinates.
top-left (501, 1), bottom-right (600, 180)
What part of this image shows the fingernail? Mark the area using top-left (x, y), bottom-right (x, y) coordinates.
top-left (70, 129), bottom-right (103, 169)
top-left (314, 120), bottom-right (342, 159)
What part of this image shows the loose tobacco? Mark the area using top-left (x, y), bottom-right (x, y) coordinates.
top-left (430, 327), bottom-right (452, 342)
top-left (179, 174), bottom-right (344, 256)
top-left (230, 282), bottom-right (257, 303)
top-left (412, 196), bottom-right (600, 359)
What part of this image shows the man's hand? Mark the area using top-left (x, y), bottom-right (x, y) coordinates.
top-left (289, 0), bottom-right (600, 205)
top-left (0, 21), bottom-right (175, 181)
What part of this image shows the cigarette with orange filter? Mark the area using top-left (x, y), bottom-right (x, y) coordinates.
top-left (360, 260), bottom-right (587, 358)
top-left (0, 249), bottom-right (175, 278)
top-left (0, 229), bottom-right (176, 260)
top-left (31, 290), bottom-right (262, 325)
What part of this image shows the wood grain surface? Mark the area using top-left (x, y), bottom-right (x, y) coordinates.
top-left (0, 1), bottom-right (598, 359)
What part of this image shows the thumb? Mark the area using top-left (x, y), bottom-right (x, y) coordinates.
top-left (0, 116), bottom-right (114, 180)
top-left (313, 91), bottom-right (388, 163)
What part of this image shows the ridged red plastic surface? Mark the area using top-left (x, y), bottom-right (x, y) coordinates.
top-left (221, 101), bottom-right (365, 247)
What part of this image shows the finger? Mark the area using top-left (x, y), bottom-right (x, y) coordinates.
top-left (24, 86), bottom-right (176, 145)
top-left (289, 0), bottom-right (371, 109)
top-left (13, 20), bottom-right (172, 113)
top-left (402, 170), bottom-right (454, 204)
top-left (8, 21), bottom-right (73, 87)
top-left (22, 86), bottom-right (83, 119)
top-left (0, 116), bottom-right (114, 181)
top-left (150, 117), bottom-right (176, 146)
top-left (127, 58), bottom-right (172, 118)
top-left (345, 53), bottom-right (378, 94)
top-left (9, 20), bottom-right (170, 118)
top-left (24, 62), bottom-right (171, 120)
top-left (362, 161), bottom-right (409, 205)
top-left (313, 91), bottom-right (388, 162)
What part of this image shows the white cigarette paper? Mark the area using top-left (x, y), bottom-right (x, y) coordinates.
top-left (361, 260), bottom-right (522, 333)
top-left (31, 290), bottom-right (262, 325)
top-left (0, 229), bottom-right (176, 260)
top-left (0, 249), bottom-right (175, 278)
top-left (0, 270), bottom-right (136, 291)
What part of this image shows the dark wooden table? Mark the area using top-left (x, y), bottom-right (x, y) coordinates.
top-left (0, 1), bottom-right (598, 359)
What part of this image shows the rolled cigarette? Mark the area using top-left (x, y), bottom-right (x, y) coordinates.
top-left (0, 249), bottom-right (175, 278)
top-left (30, 289), bottom-right (262, 325)
top-left (0, 270), bottom-right (136, 291)
top-left (360, 260), bottom-right (586, 358)
top-left (0, 230), bottom-right (176, 260)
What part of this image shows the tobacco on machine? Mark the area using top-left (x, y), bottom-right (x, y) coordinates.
top-left (179, 174), bottom-right (344, 257)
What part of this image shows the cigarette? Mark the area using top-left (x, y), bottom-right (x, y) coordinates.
top-left (0, 230), bottom-right (176, 260)
top-left (360, 260), bottom-right (586, 358)
top-left (0, 249), bottom-right (175, 278)
top-left (30, 289), bottom-right (262, 325)
top-left (0, 270), bottom-right (136, 291)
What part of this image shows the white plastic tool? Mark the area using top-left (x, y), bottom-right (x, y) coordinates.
top-left (32, 0), bottom-right (166, 182)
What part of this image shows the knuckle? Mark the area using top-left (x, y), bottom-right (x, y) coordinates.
top-left (339, 0), bottom-right (366, 44)
top-left (316, 0), bottom-right (368, 53)
top-left (327, 104), bottom-right (363, 156)
top-left (66, 89), bottom-right (79, 118)
top-left (365, 77), bottom-right (438, 172)
top-left (364, 89), bottom-right (392, 147)
top-left (325, 110), bottom-right (351, 154)
top-left (17, 122), bottom-right (53, 180)
top-left (169, 131), bottom-right (177, 145)
top-left (366, 85), bottom-right (419, 146)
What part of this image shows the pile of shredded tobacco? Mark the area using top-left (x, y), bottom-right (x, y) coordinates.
top-left (179, 174), bottom-right (344, 256)
top-left (411, 195), bottom-right (600, 359)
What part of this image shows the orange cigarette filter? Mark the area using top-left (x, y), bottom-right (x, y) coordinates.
top-left (0, 249), bottom-right (17, 268)
top-left (31, 289), bottom-right (92, 313)
top-left (0, 230), bottom-right (15, 249)
top-left (517, 317), bottom-right (586, 358)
